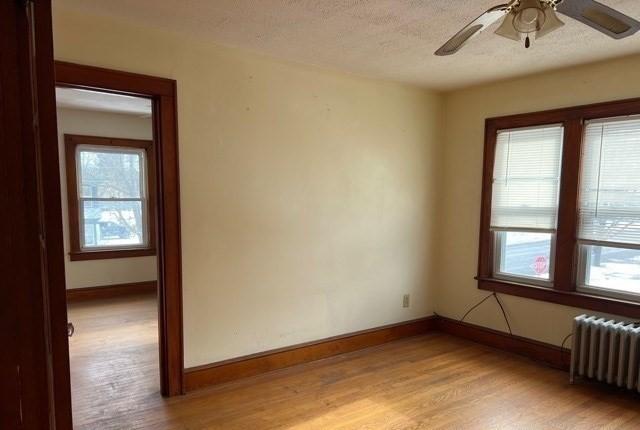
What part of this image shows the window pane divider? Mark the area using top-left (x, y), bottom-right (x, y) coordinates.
top-left (79, 197), bottom-right (145, 202)
top-left (577, 239), bottom-right (640, 251)
top-left (490, 227), bottom-right (556, 234)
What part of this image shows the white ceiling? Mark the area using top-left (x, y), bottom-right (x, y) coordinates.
top-left (54, 0), bottom-right (640, 90)
top-left (55, 87), bottom-right (152, 116)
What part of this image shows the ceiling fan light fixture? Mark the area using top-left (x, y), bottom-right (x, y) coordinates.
top-left (495, 14), bottom-right (521, 41)
top-left (536, 4), bottom-right (565, 39)
top-left (434, 0), bottom-right (640, 56)
top-left (513, 0), bottom-right (546, 33)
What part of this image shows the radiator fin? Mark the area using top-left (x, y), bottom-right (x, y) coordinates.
top-left (570, 314), bottom-right (640, 391)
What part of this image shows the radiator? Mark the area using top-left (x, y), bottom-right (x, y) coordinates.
top-left (570, 314), bottom-right (640, 390)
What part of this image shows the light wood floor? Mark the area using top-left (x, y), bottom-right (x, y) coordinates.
top-left (68, 294), bottom-right (640, 430)
top-left (68, 293), bottom-right (160, 429)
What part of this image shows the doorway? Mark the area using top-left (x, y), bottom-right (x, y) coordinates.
top-left (53, 62), bottom-right (184, 423)
top-left (1, 5), bottom-right (183, 426)
top-left (56, 85), bottom-right (160, 426)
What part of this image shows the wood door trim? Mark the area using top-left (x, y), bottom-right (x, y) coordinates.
top-left (55, 61), bottom-right (175, 97)
top-left (54, 61), bottom-right (184, 396)
top-left (2, 1), bottom-right (75, 427)
top-left (184, 316), bottom-right (438, 392)
top-left (66, 281), bottom-right (157, 303)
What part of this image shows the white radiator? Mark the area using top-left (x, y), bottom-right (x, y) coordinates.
top-left (570, 314), bottom-right (640, 390)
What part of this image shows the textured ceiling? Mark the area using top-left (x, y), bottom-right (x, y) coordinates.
top-left (53, 0), bottom-right (640, 90)
top-left (56, 87), bottom-right (152, 116)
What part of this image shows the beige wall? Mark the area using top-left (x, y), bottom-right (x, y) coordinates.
top-left (54, 3), bottom-right (640, 367)
top-left (57, 107), bottom-right (157, 289)
top-left (438, 55), bottom-right (640, 347)
top-left (53, 8), bottom-right (442, 367)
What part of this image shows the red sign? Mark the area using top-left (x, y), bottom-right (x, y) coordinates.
top-left (532, 256), bottom-right (548, 275)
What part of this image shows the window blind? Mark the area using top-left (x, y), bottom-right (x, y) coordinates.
top-left (578, 117), bottom-right (640, 246)
top-left (491, 125), bottom-right (564, 230)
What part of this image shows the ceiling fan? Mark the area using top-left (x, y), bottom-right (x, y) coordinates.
top-left (435, 0), bottom-right (640, 56)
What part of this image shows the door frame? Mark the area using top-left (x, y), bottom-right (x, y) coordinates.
top-left (1, 0), bottom-right (69, 428)
top-left (54, 61), bottom-right (184, 397)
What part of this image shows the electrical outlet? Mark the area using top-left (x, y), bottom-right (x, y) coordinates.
top-left (402, 294), bottom-right (410, 308)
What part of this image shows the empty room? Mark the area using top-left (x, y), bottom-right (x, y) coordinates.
top-left (4, 1), bottom-right (640, 429)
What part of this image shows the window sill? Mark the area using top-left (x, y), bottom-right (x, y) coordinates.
top-left (69, 248), bottom-right (156, 261)
top-left (477, 277), bottom-right (640, 319)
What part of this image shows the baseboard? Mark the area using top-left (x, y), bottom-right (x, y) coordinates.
top-left (66, 281), bottom-right (157, 303)
top-left (184, 316), bottom-right (438, 392)
top-left (183, 314), bottom-right (571, 393)
top-left (435, 316), bottom-right (570, 371)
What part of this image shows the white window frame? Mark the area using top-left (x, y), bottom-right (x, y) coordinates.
top-left (576, 241), bottom-right (640, 302)
top-left (492, 228), bottom-right (556, 287)
top-left (76, 144), bottom-right (150, 251)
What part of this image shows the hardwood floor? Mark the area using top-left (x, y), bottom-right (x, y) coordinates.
top-left (68, 294), bottom-right (640, 429)
top-left (67, 293), bottom-right (160, 429)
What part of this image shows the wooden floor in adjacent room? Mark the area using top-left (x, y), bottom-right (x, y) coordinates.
top-left (68, 294), bottom-right (640, 430)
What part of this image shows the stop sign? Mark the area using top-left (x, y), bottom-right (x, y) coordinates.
top-left (532, 256), bottom-right (548, 275)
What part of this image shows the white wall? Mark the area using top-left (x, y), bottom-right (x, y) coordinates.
top-left (57, 107), bottom-right (157, 289)
top-left (53, 8), bottom-right (442, 367)
top-left (438, 54), bottom-right (640, 347)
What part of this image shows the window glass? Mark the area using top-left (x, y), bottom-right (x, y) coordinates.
top-left (79, 149), bottom-right (142, 198)
top-left (496, 231), bottom-right (552, 280)
top-left (82, 200), bottom-right (144, 248)
top-left (581, 244), bottom-right (640, 296)
top-left (77, 145), bottom-right (147, 250)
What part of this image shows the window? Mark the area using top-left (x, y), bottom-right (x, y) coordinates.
top-left (478, 98), bottom-right (640, 317)
top-left (577, 117), bottom-right (640, 300)
top-left (491, 126), bottom-right (563, 283)
top-left (65, 135), bottom-right (156, 260)
top-left (495, 231), bottom-right (554, 281)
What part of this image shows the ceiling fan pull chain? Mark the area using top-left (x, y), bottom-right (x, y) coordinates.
top-left (525, 34), bottom-right (531, 48)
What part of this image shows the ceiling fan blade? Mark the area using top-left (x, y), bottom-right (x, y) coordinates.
top-left (435, 4), bottom-right (509, 56)
top-left (556, 0), bottom-right (640, 39)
